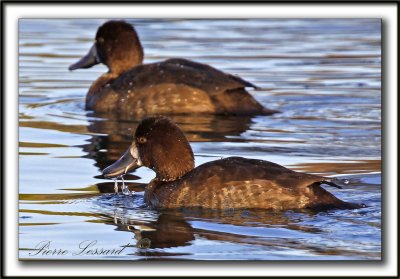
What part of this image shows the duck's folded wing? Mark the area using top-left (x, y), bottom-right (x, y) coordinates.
top-left (165, 58), bottom-right (259, 89)
top-left (111, 58), bottom-right (257, 95)
top-left (177, 157), bottom-right (313, 188)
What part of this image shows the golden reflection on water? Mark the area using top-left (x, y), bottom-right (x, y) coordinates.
top-left (291, 160), bottom-right (381, 175)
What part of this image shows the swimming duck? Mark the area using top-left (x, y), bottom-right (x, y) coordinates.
top-left (69, 20), bottom-right (277, 116)
top-left (103, 116), bottom-right (362, 211)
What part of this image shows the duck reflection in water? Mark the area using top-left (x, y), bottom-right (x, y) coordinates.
top-left (106, 208), bottom-right (355, 257)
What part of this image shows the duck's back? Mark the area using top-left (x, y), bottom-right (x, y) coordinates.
top-left (87, 59), bottom-right (275, 116)
top-left (115, 58), bottom-right (256, 93)
top-left (145, 157), bottom-right (358, 210)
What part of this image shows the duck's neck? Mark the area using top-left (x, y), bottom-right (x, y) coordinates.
top-left (109, 61), bottom-right (140, 77)
top-left (155, 158), bottom-right (195, 182)
top-left (152, 149), bottom-right (195, 182)
top-left (107, 47), bottom-right (144, 76)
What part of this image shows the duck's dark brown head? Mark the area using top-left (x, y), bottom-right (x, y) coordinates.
top-left (103, 116), bottom-right (195, 181)
top-left (69, 20), bottom-right (144, 75)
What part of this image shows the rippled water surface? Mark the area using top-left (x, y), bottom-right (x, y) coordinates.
top-left (19, 19), bottom-right (381, 260)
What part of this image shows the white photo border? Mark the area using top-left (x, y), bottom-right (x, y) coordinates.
top-left (3, 2), bottom-right (398, 277)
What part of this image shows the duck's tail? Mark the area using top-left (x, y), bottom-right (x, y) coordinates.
top-left (310, 180), bottom-right (367, 210)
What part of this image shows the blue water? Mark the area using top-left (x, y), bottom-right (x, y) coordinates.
top-left (19, 19), bottom-right (381, 260)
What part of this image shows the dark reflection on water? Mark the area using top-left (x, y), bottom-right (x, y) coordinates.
top-left (83, 113), bottom-right (254, 172)
top-left (19, 19), bottom-right (381, 260)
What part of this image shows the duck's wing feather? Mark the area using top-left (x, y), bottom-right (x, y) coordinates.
top-left (182, 157), bottom-right (326, 190)
top-left (111, 58), bottom-right (257, 95)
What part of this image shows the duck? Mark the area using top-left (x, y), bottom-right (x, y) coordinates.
top-left (102, 116), bottom-right (362, 211)
top-left (69, 20), bottom-right (278, 116)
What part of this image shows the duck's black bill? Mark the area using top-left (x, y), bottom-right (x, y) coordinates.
top-left (69, 45), bottom-right (99, 71)
top-left (102, 149), bottom-right (139, 179)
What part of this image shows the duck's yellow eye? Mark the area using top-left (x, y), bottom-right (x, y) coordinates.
top-left (138, 137), bottom-right (147, 144)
